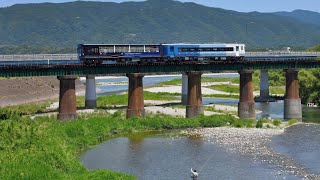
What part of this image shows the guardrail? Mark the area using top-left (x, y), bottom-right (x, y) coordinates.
top-left (0, 60), bottom-right (81, 67)
top-left (246, 52), bottom-right (320, 57)
top-left (1, 52), bottom-right (319, 60)
top-left (0, 54), bottom-right (78, 61)
top-left (0, 52), bottom-right (319, 66)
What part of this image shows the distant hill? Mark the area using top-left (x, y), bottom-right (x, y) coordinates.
top-left (0, 0), bottom-right (320, 54)
top-left (275, 10), bottom-right (320, 26)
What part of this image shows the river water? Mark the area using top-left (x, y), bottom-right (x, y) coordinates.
top-left (80, 74), bottom-right (320, 179)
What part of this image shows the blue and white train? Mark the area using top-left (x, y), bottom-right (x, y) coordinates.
top-left (77, 43), bottom-right (245, 65)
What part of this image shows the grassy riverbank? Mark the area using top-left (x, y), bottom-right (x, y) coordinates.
top-left (0, 111), bottom-right (255, 179)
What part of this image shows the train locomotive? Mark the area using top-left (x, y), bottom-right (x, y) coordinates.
top-left (77, 43), bottom-right (245, 65)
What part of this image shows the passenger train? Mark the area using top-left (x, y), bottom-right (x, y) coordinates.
top-left (77, 43), bottom-right (246, 65)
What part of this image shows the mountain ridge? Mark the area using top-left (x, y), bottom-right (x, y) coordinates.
top-left (0, 0), bottom-right (319, 54)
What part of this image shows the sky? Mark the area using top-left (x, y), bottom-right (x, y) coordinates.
top-left (0, 0), bottom-right (320, 13)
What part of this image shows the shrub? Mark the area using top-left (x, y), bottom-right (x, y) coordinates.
top-left (288, 119), bottom-right (298, 126)
top-left (0, 108), bottom-right (21, 120)
top-left (232, 119), bottom-right (255, 128)
top-left (256, 120), bottom-right (263, 128)
top-left (273, 119), bottom-right (282, 126)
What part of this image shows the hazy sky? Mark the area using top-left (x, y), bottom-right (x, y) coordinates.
top-left (1, 0), bottom-right (320, 12)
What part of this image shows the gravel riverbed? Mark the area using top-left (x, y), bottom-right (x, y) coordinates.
top-left (181, 126), bottom-right (320, 179)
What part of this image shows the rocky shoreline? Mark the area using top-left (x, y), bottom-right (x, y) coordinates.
top-left (181, 125), bottom-right (320, 179)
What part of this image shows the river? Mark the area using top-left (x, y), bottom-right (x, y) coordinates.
top-left (80, 74), bottom-right (320, 179)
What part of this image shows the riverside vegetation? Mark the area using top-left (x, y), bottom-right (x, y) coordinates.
top-left (0, 108), bottom-right (259, 179)
top-left (0, 74), bottom-right (301, 179)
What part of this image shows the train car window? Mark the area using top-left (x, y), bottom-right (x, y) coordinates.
top-left (236, 46), bottom-right (239, 51)
top-left (241, 46), bottom-right (244, 51)
top-left (130, 45), bottom-right (144, 53)
top-left (145, 45), bottom-right (159, 52)
top-left (170, 46), bottom-right (174, 52)
top-left (179, 48), bottom-right (187, 52)
top-left (84, 47), bottom-right (99, 55)
top-left (99, 46), bottom-right (114, 54)
top-left (115, 45), bottom-right (129, 53)
top-left (178, 47), bottom-right (235, 52)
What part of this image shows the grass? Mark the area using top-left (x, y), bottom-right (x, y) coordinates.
top-left (270, 86), bottom-right (285, 95)
top-left (144, 91), bottom-right (179, 101)
top-left (207, 84), bottom-right (239, 94)
top-left (154, 77), bottom-right (240, 87)
top-left (203, 94), bottom-right (239, 99)
top-left (1, 99), bottom-right (55, 115)
top-left (0, 112), bottom-right (251, 179)
top-left (77, 92), bottom-right (180, 108)
top-left (273, 119), bottom-right (282, 126)
top-left (203, 106), bottom-right (237, 115)
top-left (168, 104), bottom-right (186, 109)
top-left (288, 119), bottom-right (298, 126)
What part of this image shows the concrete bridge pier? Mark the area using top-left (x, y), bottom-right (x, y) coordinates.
top-left (238, 70), bottom-right (256, 119)
top-left (126, 73), bottom-right (145, 119)
top-left (57, 76), bottom-right (77, 121)
top-left (181, 73), bottom-right (188, 105)
top-left (284, 69), bottom-right (302, 121)
top-left (256, 70), bottom-right (274, 102)
top-left (186, 71), bottom-right (204, 118)
top-left (85, 75), bottom-right (97, 109)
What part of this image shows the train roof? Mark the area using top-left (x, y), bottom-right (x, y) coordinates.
top-left (78, 44), bottom-right (160, 46)
top-left (78, 43), bottom-right (246, 47)
top-left (162, 43), bottom-right (245, 46)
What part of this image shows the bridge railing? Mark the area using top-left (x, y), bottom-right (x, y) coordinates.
top-left (1, 52), bottom-right (319, 60)
top-left (246, 52), bottom-right (320, 57)
top-left (0, 54), bottom-right (78, 61)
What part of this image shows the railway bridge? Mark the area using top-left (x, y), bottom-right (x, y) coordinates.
top-left (0, 52), bottom-right (319, 121)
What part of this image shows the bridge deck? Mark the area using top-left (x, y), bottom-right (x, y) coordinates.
top-left (0, 60), bottom-right (319, 77)
top-left (0, 52), bottom-right (319, 77)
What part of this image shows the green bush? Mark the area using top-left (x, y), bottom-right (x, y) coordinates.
top-left (0, 108), bottom-right (21, 120)
top-left (288, 119), bottom-right (298, 126)
top-left (200, 115), bottom-right (235, 127)
top-left (273, 119), bottom-right (282, 126)
top-left (232, 119), bottom-right (255, 128)
top-left (256, 120), bottom-right (263, 128)
top-left (0, 113), bottom-right (273, 179)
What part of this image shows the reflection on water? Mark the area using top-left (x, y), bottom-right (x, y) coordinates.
top-left (80, 133), bottom-right (298, 179)
top-left (204, 98), bottom-right (320, 121)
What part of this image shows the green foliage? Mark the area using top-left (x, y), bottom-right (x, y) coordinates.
top-left (199, 115), bottom-right (235, 127)
top-left (144, 91), bottom-right (179, 101)
top-left (77, 92), bottom-right (179, 108)
top-left (256, 120), bottom-right (263, 128)
top-left (268, 70), bottom-right (286, 86)
top-left (273, 119), bottom-right (282, 126)
top-left (299, 69), bottom-right (320, 106)
top-left (270, 86), bottom-right (285, 95)
top-left (155, 78), bottom-right (182, 86)
top-left (2, 100), bottom-right (53, 115)
top-left (0, 108), bottom-right (21, 120)
top-left (203, 94), bottom-right (239, 99)
top-left (0, 112), bottom-right (257, 179)
top-left (308, 44), bottom-right (320, 52)
top-left (208, 84), bottom-right (239, 94)
top-left (232, 119), bottom-right (256, 128)
top-left (288, 119), bottom-right (298, 126)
